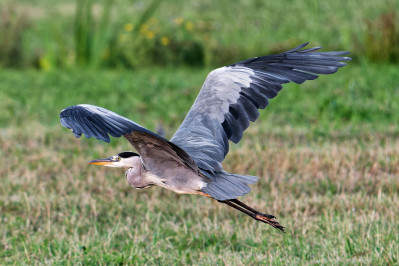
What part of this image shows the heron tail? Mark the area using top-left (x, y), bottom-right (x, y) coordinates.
top-left (201, 171), bottom-right (258, 201)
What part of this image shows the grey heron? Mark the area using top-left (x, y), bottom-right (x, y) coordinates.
top-left (60, 43), bottom-right (350, 232)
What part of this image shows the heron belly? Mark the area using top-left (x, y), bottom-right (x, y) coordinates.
top-left (144, 172), bottom-right (207, 195)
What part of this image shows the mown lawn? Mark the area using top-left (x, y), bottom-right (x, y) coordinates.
top-left (0, 64), bottom-right (398, 264)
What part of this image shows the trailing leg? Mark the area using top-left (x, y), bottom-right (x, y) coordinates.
top-left (230, 199), bottom-right (276, 219)
top-left (219, 199), bottom-right (285, 232)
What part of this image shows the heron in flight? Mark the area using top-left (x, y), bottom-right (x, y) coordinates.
top-left (60, 43), bottom-right (350, 232)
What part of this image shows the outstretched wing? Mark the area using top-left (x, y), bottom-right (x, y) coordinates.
top-left (60, 104), bottom-right (199, 172)
top-left (60, 104), bottom-right (164, 143)
top-left (171, 43), bottom-right (351, 173)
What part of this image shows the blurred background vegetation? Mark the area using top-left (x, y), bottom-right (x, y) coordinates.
top-left (1, 0), bottom-right (399, 264)
top-left (0, 0), bottom-right (398, 70)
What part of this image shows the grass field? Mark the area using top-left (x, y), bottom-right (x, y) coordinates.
top-left (1, 63), bottom-right (398, 264)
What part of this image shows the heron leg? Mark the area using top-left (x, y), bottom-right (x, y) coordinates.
top-left (230, 199), bottom-right (275, 219)
top-left (220, 200), bottom-right (285, 232)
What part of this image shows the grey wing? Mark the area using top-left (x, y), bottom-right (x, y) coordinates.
top-left (171, 43), bottom-right (351, 173)
top-left (60, 104), bottom-right (167, 143)
top-left (60, 104), bottom-right (199, 172)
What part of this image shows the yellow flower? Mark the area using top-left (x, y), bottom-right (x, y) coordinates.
top-left (124, 23), bottom-right (134, 32)
top-left (145, 30), bottom-right (155, 39)
top-left (118, 34), bottom-right (128, 43)
top-left (39, 56), bottom-right (51, 71)
top-left (102, 48), bottom-right (110, 59)
top-left (161, 36), bottom-right (170, 46)
top-left (185, 21), bottom-right (194, 31)
top-left (174, 17), bottom-right (184, 26)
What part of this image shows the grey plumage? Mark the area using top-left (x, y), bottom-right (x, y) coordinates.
top-left (171, 43), bottom-right (350, 180)
top-left (60, 104), bottom-right (168, 142)
top-left (60, 43), bottom-right (350, 202)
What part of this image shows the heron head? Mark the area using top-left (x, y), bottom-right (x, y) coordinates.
top-left (87, 151), bottom-right (140, 168)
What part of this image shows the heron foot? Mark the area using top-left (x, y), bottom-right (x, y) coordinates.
top-left (261, 213), bottom-right (276, 219)
top-left (255, 214), bottom-right (285, 232)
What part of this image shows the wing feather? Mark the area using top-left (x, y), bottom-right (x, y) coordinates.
top-left (171, 43), bottom-right (351, 173)
top-left (60, 104), bottom-right (166, 143)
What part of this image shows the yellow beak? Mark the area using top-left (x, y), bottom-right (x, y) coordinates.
top-left (86, 157), bottom-right (116, 166)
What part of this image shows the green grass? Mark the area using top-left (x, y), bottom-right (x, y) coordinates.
top-left (0, 63), bottom-right (398, 264)
top-left (0, 63), bottom-right (398, 133)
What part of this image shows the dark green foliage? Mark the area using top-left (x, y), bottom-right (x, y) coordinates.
top-left (362, 12), bottom-right (399, 63)
top-left (1, 0), bottom-right (399, 69)
top-left (0, 5), bottom-right (30, 68)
